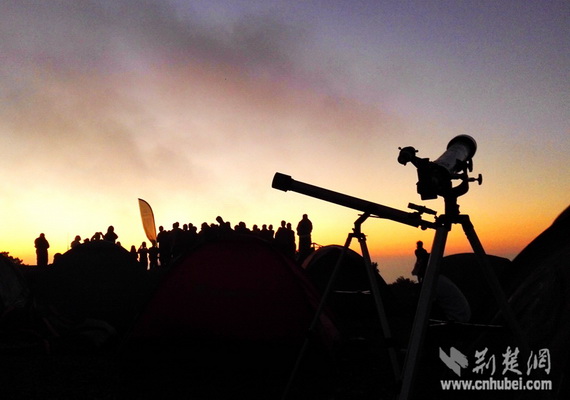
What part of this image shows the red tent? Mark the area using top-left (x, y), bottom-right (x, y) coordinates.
top-left (130, 235), bottom-right (338, 363)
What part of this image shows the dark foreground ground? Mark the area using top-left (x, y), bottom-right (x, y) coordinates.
top-left (2, 250), bottom-right (564, 400)
top-left (0, 314), bottom-right (530, 400)
top-left (1, 284), bottom-right (532, 400)
top-left (2, 263), bottom-right (411, 400)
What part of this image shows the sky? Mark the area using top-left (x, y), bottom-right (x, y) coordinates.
top-left (1, 0), bottom-right (568, 282)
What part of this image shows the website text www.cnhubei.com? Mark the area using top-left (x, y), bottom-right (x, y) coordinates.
top-left (441, 377), bottom-right (552, 391)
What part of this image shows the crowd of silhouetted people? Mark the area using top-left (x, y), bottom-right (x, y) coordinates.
top-left (33, 214), bottom-right (314, 270)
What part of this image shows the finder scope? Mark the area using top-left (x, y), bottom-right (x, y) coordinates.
top-left (398, 135), bottom-right (479, 200)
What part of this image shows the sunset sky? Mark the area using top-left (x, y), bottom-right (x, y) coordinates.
top-left (1, 0), bottom-right (568, 282)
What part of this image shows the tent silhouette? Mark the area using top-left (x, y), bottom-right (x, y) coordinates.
top-left (0, 254), bottom-right (29, 316)
top-left (31, 241), bottom-right (154, 334)
top-left (300, 245), bottom-right (397, 330)
top-left (130, 235), bottom-right (338, 370)
top-left (502, 205), bottom-right (570, 396)
top-left (302, 245), bottom-right (390, 293)
top-left (438, 253), bottom-right (511, 323)
top-left (424, 205), bottom-right (570, 399)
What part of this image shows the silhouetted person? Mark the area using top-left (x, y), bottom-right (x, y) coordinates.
top-left (260, 224), bottom-right (272, 241)
top-left (187, 223), bottom-right (199, 246)
top-left (156, 226), bottom-right (170, 266)
top-left (413, 241), bottom-right (429, 283)
top-left (34, 233), bottom-right (50, 267)
top-left (129, 245), bottom-right (138, 260)
top-left (286, 222), bottom-right (296, 258)
top-left (70, 235), bottom-right (82, 249)
top-left (138, 242), bottom-right (149, 271)
top-left (275, 220), bottom-right (290, 255)
top-left (218, 220), bottom-right (233, 237)
top-left (148, 243), bottom-right (159, 270)
top-left (181, 224), bottom-right (192, 249)
top-left (103, 226), bottom-right (118, 244)
top-left (296, 214), bottom-right (313, 262)
top-left (91, 231), bottom-right (103, 241)
top-left (170, 222), bottom-right (184, 259)
top-left (215, 216), bottom-right (225, 227)
top-left (53, 252), bottom-right (62, 264)
top-left (235, 221), bottom-right (250, 235)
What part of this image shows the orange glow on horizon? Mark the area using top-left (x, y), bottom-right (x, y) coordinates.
top-left (6, 192), bottom-right (557, 287)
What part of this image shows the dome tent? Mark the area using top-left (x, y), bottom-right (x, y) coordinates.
top-left (502, 205), bottom-right (570, 398)
top-left (302, 245), bottom-right (397, 314)
top-left (32, 240), bottom-right (154, 335)
top-left (301, 245), bottom-right (391, 293)
top-left (423, 205), bottom-right (570, 399)
top-left (438, 253), bottom-right (511, 323)
top-left (129, 235), bottom-right (338, 371)
top-left (0, 254), bottom-right (29, 316)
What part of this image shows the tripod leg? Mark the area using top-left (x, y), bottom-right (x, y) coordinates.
top-left (461, 217), bottom-right (528, 353)
top-left (399, 224), bottom-right (449, 400)
top-left (358, 234), bottom-right (400, 381)
top-left (281, 232), bottom-right (354, 400)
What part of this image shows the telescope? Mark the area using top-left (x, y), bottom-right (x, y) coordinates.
top-left (398, 134), bottom-right (481, 201)
top-left (272, 173), bottom-right (434, 229)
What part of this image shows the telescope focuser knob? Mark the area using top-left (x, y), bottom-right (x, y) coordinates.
top-left (469, 174), bottom-right (483, 185)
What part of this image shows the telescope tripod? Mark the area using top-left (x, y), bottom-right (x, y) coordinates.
top-left (398, 202), bottom-right (528, 400)
top-left (282, 213), bottom-right (400, 400)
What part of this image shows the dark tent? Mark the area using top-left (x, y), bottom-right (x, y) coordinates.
top-left (501, 205), bottom-right (570, 397)
top-left (503, 205), bottom-right (570, 297)
top-left (0, 254), bottom-right (29, 316)
top-left (422, 206), bottom-right (570, 399)
top-left (302, 245), bottom-right (390, 293)
top-left (30, 240), bottom-right (154, 335)
top-left (438, 253), bottom-right (511, 323)
top-left (300, 245), bottom-right (397, 338)
top-left (130, 235), bottom-right (338, 368)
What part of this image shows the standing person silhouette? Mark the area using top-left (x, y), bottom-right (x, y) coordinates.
top-left (34, 233), bottom-right (50, 267)
top-left (412, 241), bottom-right (429, 283)
top-left (91, 231), bottom-right (103, 241)
top-left (275, 221), bottom-right (290, 256)
top-left (138, 242), bottom-right (149, 271)
top-left (70, 235), bottom-right (82, 249)
top-left (148, 243), bottom-right (159, 270)
top-left (170, 222), bottom-right (184, 259)
top-left (296, 214), bottom-right (313, 262)
top-left (286, 222), bottom-right (296, 258)
top-left (129, 245), bottom-right (138, 260)
top-left (103, 226), bottom-right (118, 244)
